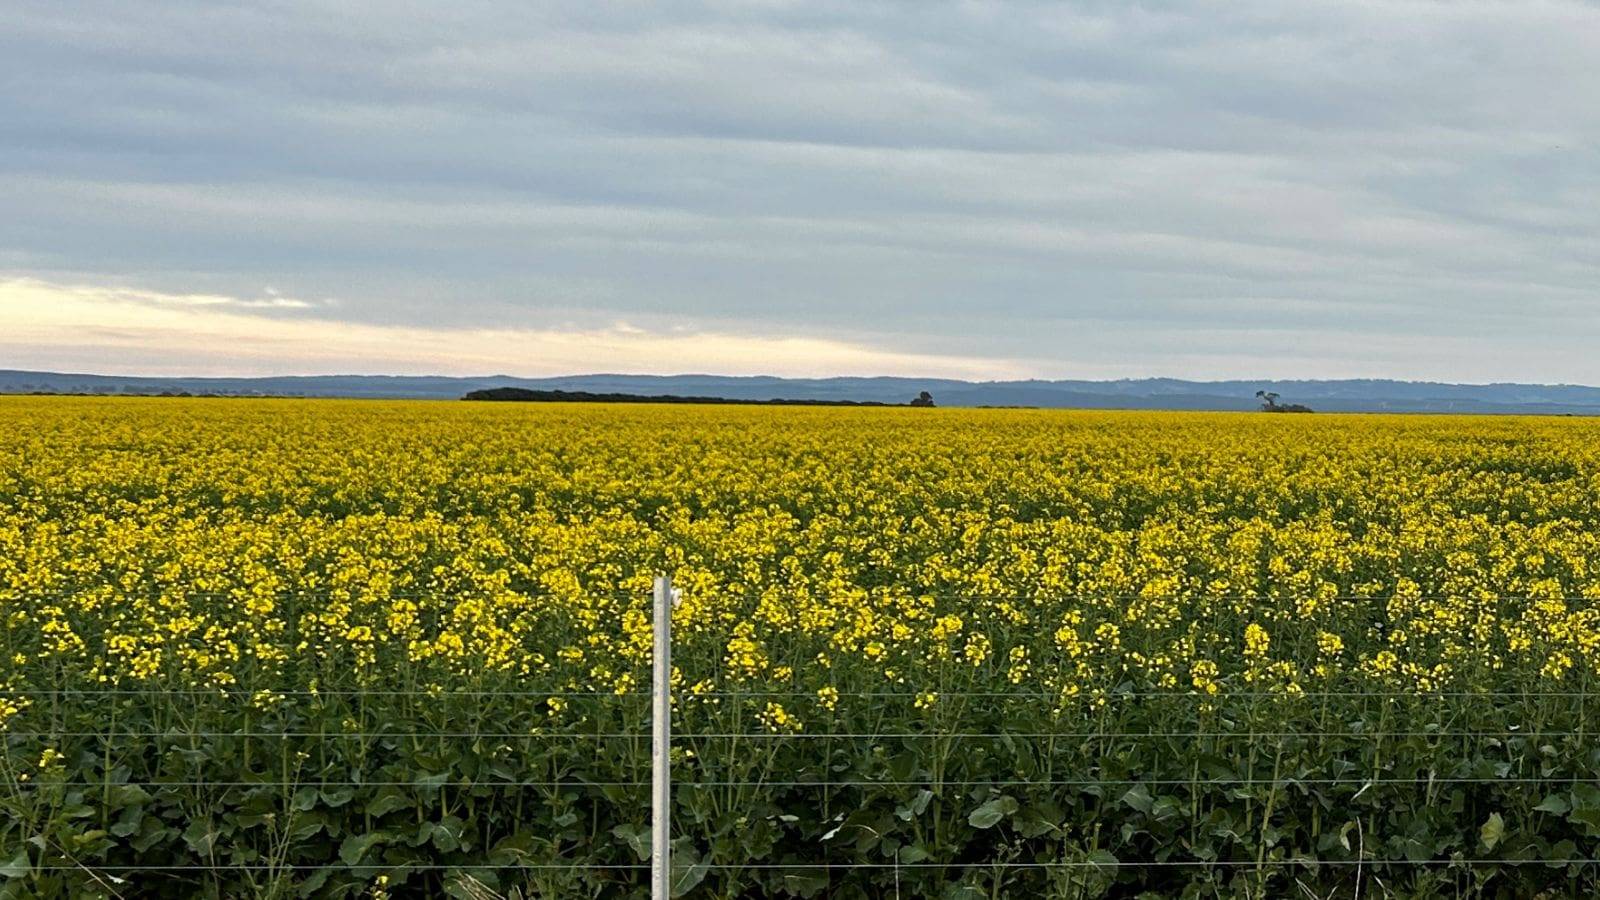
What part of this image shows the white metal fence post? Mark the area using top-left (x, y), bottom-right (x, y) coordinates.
top-left (651, 575), bottom-right (673, 900)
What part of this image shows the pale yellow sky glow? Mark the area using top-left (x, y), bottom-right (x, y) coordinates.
top-left (0, 277), bottom-right (1025, 379)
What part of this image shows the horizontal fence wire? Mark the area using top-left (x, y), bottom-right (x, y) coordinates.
top-left (18, 860), bottom-right (1600, 872)
top-left (669, 730), bottom-right (1584, 739)
top-left (21, 864), bottom-right (649, 872)
top-left (9, 591), bottom-right (1600, 601)
top-left (0, 732), bottom-right (650, 739)
top-left (0, 689), bottom-right (653, 697)
top-left (0, 589), bottom-right (638, 600)
top-left (674, 690), bottom-right (1600, 699)
top-left (0, 730), bottom-right (1587, 739)
top-left (8, 689), bottom-right (1600, 699)
top-left (3, 781), bottom-right (652, 789)
top-left (5, 776), bottom-right (1596, 789)
top-left (706, 859), bottom-right (1600, 868)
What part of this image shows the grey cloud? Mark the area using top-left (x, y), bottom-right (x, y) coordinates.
top-left (2, 0), bottom-right (1598, 379)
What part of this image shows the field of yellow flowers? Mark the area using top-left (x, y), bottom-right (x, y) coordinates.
top-left (5, 396), bottom-right (1600, 898)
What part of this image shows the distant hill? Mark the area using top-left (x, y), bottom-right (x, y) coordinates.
top-left (5, 369), bottom-right (1600, 414)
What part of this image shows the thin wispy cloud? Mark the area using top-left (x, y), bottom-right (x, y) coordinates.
top-left (1, 1), bottom-right (1597, 380)
top-left (87, 282), bottom-right (319, 312)
top-left (0, 277), bottom-right (1022, 379)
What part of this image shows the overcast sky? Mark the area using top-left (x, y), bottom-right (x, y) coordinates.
top-left (3, 1), bottom-right (1598, 382)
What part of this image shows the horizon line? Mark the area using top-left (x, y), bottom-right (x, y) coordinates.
top-left (4, 367), bottom-right (1600, 392)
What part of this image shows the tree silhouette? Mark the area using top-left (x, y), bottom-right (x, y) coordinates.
top-left (1257, 389), bottom-right (1312, 413)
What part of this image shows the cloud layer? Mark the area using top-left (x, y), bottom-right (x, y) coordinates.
top-left (3, 1), bottom-right (1598, 379)
top-left (0, 277), bottom-right (1017, 379)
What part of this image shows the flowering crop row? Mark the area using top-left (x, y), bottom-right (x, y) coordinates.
top-left (4, 397), bottom-right (1600, 897)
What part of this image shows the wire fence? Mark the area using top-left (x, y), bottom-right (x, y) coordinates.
top-left (18, 860), bottom-right (1600, 872)
top-left (3, 729), bottom-right (1593, 740)
top-left (7, 688), bottom-right (1600, 698)
top-left (6, 582), bottom-right (1600, 893)
top-left (15, 589), bottom-right (1600, 600)
top-left (7, 776), bottom-right (1596, 790)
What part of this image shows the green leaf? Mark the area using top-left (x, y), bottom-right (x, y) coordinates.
top-left (1087, 849), bottom-right (1119, 871)
top-left (340, 832), bottom-right (388, 867)
top-left (287, 817), bottom-right (326, 842)
top-left (1573, 783), bottom-right (1600, 813)
top-left (132, 824), bottom-right (176, 853)
top-left (430, 817), bottom-right (465, 853)
top-left (1569, 805), bottom-right (1600, 835)
top-left (291, 787), bottom-right (319, 812)
top-left (967, 795), bottom-right (1018, 830)
top-left (612, 824), bottom-right (652, 862)
top-left (295, 867), bottom-right (335, 898)
top-left (367, 787), bottom-right (412, 818)
top-left (1548, 840), bottom-right (1579, 867)
top-left (780, 871), bottom-right (830, 898)
top-left (110, 804), bottom-right (144, 838)
top-left (670, 847), bottom-right (709, 899)
top-left (1016, 811), bottom-right (1059, 839)
top-left (1151, 796), bottom-right (1184, 823)
top-left (182, 819), bottom-right (220, 856)
top-left (1535, 795), bottom-right (1571, 815)
top-left (320, 787), bottom-right (355, 808)
top-left (896, 790), bottom-right (935, 821)
top-left (0, 851), bottom-right (28, 880)
top-left (898, 844), bottom-right (931, 864)
top-left (1479, 812), bottom-right (1505, 851)
top-left (108, 784), bottom-right (153, 807)
top-left (1120, 784), bottom-right (1155, 815)
top-left (487, 831), bottom-right (538, 865)
top-left (62, 802), bottom-right (95, 821)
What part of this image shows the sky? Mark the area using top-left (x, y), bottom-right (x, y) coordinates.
top-left (2, 1), bottom-right (1598, 382)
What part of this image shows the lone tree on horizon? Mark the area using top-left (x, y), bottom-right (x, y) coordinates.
top-left (910, 391), bottom-right (935, 407)
top-left (1257, 389), bottom-right (1313, 413)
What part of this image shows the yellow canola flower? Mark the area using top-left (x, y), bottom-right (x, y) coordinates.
top-left (2, 397), bottom-right (1600, 705)
top-left (758, 702), bottom-right (802, 733)
top-left (816, 686), bottom-right (839, 711)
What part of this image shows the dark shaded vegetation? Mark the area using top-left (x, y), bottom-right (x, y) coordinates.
top-left (463, 388), bottom-right (937, 407)
top-left (1257, 390), bottom-right (1314, 413)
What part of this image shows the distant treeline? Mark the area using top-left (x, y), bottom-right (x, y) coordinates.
top-left (462, 388), bottom-right (906, 406)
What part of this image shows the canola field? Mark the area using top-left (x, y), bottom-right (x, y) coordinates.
top-left (4, 396), bottom-right (1600, 898)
